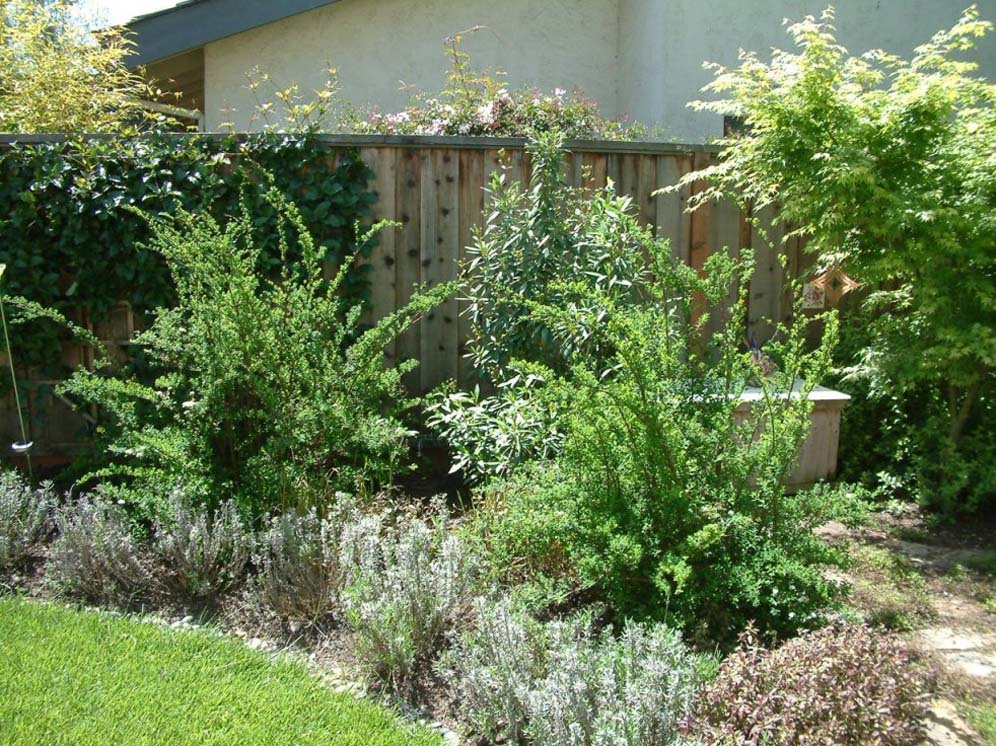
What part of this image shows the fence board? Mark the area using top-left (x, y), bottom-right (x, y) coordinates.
top-left (419, 150), bottom-right (461, 392)
top-left (362, 147), bottom-right (399, 362)
top-left (748, 205), bottom-right (785, 341)
top-left (655, 155), bottom-right (691, 263)
top-left (458, 149), bottom-right (486, 388)
top-left (394, 149), bottom-right (422, 390)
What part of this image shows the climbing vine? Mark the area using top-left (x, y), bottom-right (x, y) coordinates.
top-left (0, 133), bottom-right (376, 372)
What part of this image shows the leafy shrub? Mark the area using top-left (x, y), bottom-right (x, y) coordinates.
top-left (479, 229), bottom-right (858, 640)
top-left (426, 364), bottom-right (564, 483)
top-left (428, 132), bottom-right (645, 482)
top-left (152, 491), bottom-right (252, 606)
top-left (0, 469), bottom-right (53, 574)
top-left (462, 131), bottom-right (646, 378)
top-left (683, 8), bottom-right (996, 513)
top-left (356, 37), bottom-right (644, 140)
top-left (694, 624), bottom-right (932, 745)
top-left (47, 496), bottom-right (154, 605)
top-left (340, 500), bottom-right (475, 696)
top-left (60, 190), bottom-right (453, 518)
top-left (442, 598), bottom-right (699, 745)
top-left (0, 0), bottom-right (166, 134)
top-left (253, 495), bottom-right (359, 626)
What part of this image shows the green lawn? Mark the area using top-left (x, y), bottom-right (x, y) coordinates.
top-left (0, 596), bottom-right (441, 746)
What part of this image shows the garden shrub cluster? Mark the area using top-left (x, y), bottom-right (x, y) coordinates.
top-left (682, 7), bottom-right (996, 514)
top-left (4, 9), bottom-right (982, 741)
top-left (435, 133), bottom-right (862, 643)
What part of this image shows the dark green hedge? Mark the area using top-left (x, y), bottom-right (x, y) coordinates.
top-left (0, 134), bottom-right (376, 372)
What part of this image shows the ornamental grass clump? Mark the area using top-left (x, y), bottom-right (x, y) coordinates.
top-left (340, 500), bottom-right (475, 697)
top-left (253, 494), bottom-right (360, 627)
top-left (47, 495), bottom-right (155, 606)
top-left (694, 623), bottom-right (932, 746)
top-left (0, 469), bottom-right (53, 575)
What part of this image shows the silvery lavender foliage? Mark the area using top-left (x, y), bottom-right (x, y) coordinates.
top-left (527, 620), bottom-right (698, 746)
top-left (48, 495), bottom-right (154, 605)
top-left (438, 596), bottom-right (548, 742)
top-left (445, 599), bottom-right (699, 746)
top-left (152, 491), bottom-right (252, 604)
top-left (253, 494), bottom-right (360, 625)
top-left (340, 500), bottom-right (475, 696)
top-left (0, 469), bottom-right (53, 573)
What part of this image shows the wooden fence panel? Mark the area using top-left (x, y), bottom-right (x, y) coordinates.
top-left (1, 136), bottom-right (815, 456)
top-left (419, 150), bottom-right (461, 391)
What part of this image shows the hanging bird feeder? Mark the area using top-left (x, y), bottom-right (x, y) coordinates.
top-left (808, 264), bottom-right (860, 307)
top-left (0, 264), bottom-right (34, 457)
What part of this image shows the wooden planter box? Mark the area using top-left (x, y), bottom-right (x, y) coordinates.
top-left (734, 383), bottom-right (851, 491)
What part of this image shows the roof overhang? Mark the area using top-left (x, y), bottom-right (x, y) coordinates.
top-left (126, 0), bottom-right (340, 67)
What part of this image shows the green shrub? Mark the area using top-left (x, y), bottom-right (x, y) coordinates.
top-left (441, 597), bottom-right (700, 745)
top-left (0, 469), bottom-right (53, 575)
top-left (693, 623), bottom-right (932, 745)
top-left (461, 131), bottom-right (646, 378)
top-left (426, 364), bottom-right (564, 484)
top-left (59, 190), bottom-right (453, 518)
top-left (0, 135), bottom-right (377, 373)
top-left (427, 132), bottom-right (645, 483)
top-left (477, 226), bottom-right (860, 640)
top-left (683, 7), bottom-right (996, 513)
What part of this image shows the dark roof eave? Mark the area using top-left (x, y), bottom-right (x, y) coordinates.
top-left (126, 0), bottom-right (340, 67)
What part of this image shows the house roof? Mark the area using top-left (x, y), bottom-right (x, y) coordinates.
top-left (126, 0), bottom-right (340, 66)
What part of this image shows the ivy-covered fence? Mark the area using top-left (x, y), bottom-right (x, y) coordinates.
top-left (0, 134), bottom-right (377, 459)
top-left (0, 134), bottom-right (810, 459)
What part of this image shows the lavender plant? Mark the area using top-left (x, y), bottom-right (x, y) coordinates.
top-left (47, 495), bottom-right (155, 605)
top-left (442, 598), bottom-right (700, 745)
top-left (438, 597), bottom-right (547, 741)
top-left (253, 494), bottom-right (360, 626)
top-left (152, 491), bottom-right (252, 605)
top-left (0, 469), bottom-right (53, 574)
top-left (340, 500), bottom-right (475, 696)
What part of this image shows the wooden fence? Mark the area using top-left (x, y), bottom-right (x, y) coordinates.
top-left (352, 136), bottom-right (809, 392)
top-left (0, 135), bottom-right (812, 458)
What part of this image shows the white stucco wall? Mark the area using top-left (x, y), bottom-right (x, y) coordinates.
top-left (619, 0), bottom-right (996, 141)
top-left (204, 0), bottom-right (996, 140)
top-left (204, 0), bottom-right (619, 131)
